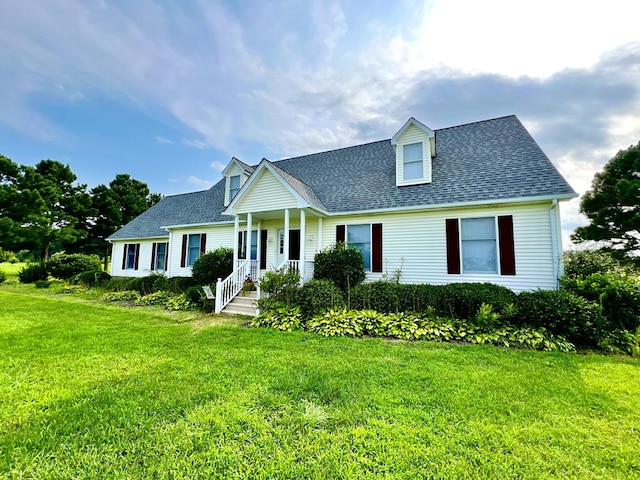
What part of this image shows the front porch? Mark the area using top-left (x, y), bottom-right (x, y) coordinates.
top-left (215, 207), bottom-right (325, 314)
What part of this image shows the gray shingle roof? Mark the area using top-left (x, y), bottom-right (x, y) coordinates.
top-left (109, 115), bottom-right (575, 240)
top-left (108, 179), bottom-right (232, 240)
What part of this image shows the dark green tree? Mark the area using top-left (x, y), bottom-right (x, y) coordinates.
top-left (17, 160), bottom-right (92, 261)
top-left (0, 155), bottom-right (22, 251)
top-left (573, 142), bottom-right (640, 261)
top-left (87, 174), bottom-right (162, 268)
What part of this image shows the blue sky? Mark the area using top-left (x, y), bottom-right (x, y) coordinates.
top-left (1, 0), bottom-right (639, 245)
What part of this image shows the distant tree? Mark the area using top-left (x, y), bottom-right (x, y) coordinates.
top-left (87, 174), bottom-right (162, 269)
top-left (0, 155), bottom-right (22, 251)
top-left (572, 142), bottom-right (640, 262)
top-left (17, 160), bottom-right (92, 261)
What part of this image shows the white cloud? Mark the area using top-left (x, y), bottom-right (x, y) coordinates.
top-left (155, 136), bottom-right (173, 144)
top-left (210, 160), bottom-right (226, 172)
top-left (186, 175), bottom-right (214, 190)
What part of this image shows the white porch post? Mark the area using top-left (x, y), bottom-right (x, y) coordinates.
top-left (317, 217), bottom-right (323, 252)
top-left (299, 209), bottom-right (306, 280)
top-left (246, 212), bottom-right (252, 273)
top-left (233, 215), bottom-right (239, 265)
top-left (284, 208), bottom-right (290, 264)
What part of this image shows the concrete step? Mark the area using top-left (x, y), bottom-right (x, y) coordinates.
top-left (222, 293), bottom-right (258, 316)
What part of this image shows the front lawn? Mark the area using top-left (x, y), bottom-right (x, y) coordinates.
top-left (1, 289), bottom-right (639, 479)
top-left (0, 262), bottom-right (26, 277)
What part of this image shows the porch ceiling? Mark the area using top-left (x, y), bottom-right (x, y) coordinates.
top-left (237, 208), bottom-right (323, 222)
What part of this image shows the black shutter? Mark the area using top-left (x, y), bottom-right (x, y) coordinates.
top-left (180, 235), bottom-right (187, 267)
top-left (200, 233), bottom-right (207, 254)
top-left (150, 243), bottom-right (156, 270)
top-left (260, 230), bottom-right (267, 270)
top-left (336, 225), bottom-right (345, 243)
top-left (498, 215), bottom-right (516, 275)
top-left (446, 219), bottom-right (461, 274)
top-left (372, 223), bottom-right (383, 273)
top-left (134, 244), bottom-right (140, 270)
top-left (122, 244), bottom-right (127, 270)
top-left (289, 230), bottom-right (300, 261)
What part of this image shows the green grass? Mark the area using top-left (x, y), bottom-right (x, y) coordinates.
top-left (1, 289), bottom-right (639, 479)
top-left (0, 262), bottom-right (26, 277)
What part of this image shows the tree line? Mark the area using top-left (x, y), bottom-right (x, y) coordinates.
top-left (0, 154), bottom-right (161, 266)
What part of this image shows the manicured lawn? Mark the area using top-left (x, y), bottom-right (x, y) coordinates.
top-left (1, 289), bottom-right (639, 479)
top-left (0, 262), bottom-right (26, 277)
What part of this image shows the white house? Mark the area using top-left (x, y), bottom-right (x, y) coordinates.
top-left (108, 115), bottom-right (576, 314)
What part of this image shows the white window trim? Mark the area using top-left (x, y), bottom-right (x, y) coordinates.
top-left (124, 243), bottom-right (138, 270)
top-left (154, 242), bottom-right (168, 271)
top-left (458, 216), bottom-right (501, 275)
top-left (186, 234), bottom-right (201, 268)
top-left (396, 140), bottom-right (432, 187)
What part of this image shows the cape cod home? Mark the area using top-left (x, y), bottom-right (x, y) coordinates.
top-left (108, 115), bottom-right (576, 314)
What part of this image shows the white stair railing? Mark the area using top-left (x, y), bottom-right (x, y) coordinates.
top-left (215, 260), bottom-right (250, 314)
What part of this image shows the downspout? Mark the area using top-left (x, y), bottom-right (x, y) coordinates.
top-left (549, 199), bottom-right (559, 288)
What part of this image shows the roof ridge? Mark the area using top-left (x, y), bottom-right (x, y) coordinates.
top-left (437, 114), bottom-right (517, 131)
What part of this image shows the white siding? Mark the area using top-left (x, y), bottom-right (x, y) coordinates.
top-left (396, 124), bottom-right (432, 186)
top-left (235, 170), bottom-right (298, 213)
top-left (319, 202), bottom-right (557, 292)
top-left (167, 225), bottom-right (235, 277)
top-left (110, 238), bottom-right (168, 278)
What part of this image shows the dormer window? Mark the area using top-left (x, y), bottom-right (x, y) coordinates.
top-left (229, 175), bottom-right (240, 199)
top-left (392, 117), bottom-right (435, 187)
top-left (403, 143), bottom-right (424, 181)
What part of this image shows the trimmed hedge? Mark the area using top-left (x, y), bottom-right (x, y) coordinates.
top-left (47, 253), bottom-right (102, 280)
top-left (349, 281), bottom-right (517, 320)
top-left (192, 248), bottom-right (233, 286)
top-left (314, 242), bottom-right (366, 293)
top-left (71, 270), bottom-right (111, 287)
top-left (296, 279), bottom-right (345, 319)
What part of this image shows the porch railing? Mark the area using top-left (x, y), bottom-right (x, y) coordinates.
top-left (236, 259), bottom-right (259, 282)
top-left (215, 259), bottom-right (250, 313)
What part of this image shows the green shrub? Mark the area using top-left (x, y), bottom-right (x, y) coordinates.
top-left (135, 291), bottom-right (172, 306)
top-left (164, 294), bottom-right (195, 311)
top-left (561, 272), bottom-right (640, 333)
top-left (257, 266), bottom-right (300, 311)
top-left (563, 250), bottom-right (619, 278)
top-left (15, 250), bottom-right (35, 262)
top-left (308, 309), bottom-right (364, 337)
top-left (34, 279), bottom-right (50, 289)
top-left (513, 290), bottom-right (602, 347)
top-left (102, 290), bottom-right (141, 302)
top-left (296, 279), bottom-right (345, 319)
top-left (58, 284), bottom-right (86, 294)
top-left (192, 247), bottom-right (234, 286)
top-left (251, 306), bottom-right (303, 331)
top-left (102, 277), bottom-right (133, 292)
top-left (47, 253), bottom-right (102, 280)
top-left (313, 242), bottom-right (366, 293)
top-left (0, 269), bottom-right (5, 284)
top-left (165, 276), bottom-right (196, 293)
top-left (0, 248), bottom-right (16, 263)
top-left (152, 274), bottom-right (169, 292)
top-left (597, 329), bottom-right (639, 355)
top-left (18, 263), bottom-right (48, 283)
top-left (71, 270), bottom-right (111, 287)
top-left (349, 281), bottom-right (516, 321)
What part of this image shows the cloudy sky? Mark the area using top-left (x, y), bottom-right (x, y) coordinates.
top-left (1, 0), bottom-right (639, 246)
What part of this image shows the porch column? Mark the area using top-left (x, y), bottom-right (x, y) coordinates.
top-left (299, 209), bottom-right (306, 279)
top-left (233, 215), bottom-right (239, 265)
top-left (317, 217), bottom-right (323, 252)
top-left (246, 213), bottom-right (252, 274)
top-left (284, 208), bottom-right (290, 263)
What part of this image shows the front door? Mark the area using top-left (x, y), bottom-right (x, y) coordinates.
top-left (276, 229), bottom-right (300, 266)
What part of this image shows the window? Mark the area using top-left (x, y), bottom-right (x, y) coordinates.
top-left (403, 142), bottom-right (423, 181)
top-left (347, 224), bottom-right (372, 271)
top-left (229, 175), bottom-right (240, 200)
top-left (446, 216), bottom-right (515, 276)
top-left (461, 217), bottom-right (497, 273)
top-left (122, 243), bottom-right (139, 270)
top-left (153, 242), bottom-right (168, 271)
top-left (187, 234), bottom-right (201, 267)
top-left (238, 230), bottom-right (258, 260)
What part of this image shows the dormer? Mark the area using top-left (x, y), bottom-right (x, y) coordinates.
top-left (391, 117), bottom-right (436, 187)
top-left (222, 157), bottom-right (253, 206)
